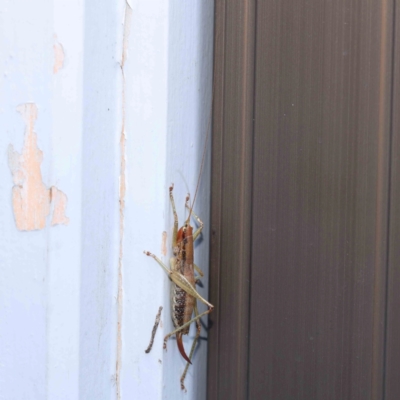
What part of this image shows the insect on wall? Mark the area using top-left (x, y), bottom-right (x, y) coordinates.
top-left (143, 181), bottom-right (214, 391)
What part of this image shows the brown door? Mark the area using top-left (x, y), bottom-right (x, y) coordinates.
top-left (208, 1), bottom-right (400, 399)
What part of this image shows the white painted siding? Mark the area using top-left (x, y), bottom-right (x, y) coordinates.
top-left (0, 1), bottom-right (214, 399)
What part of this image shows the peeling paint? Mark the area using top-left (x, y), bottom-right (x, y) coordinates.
top-left (53, 35), bottom-right (65, 74)
top-left (121, 3), bottom-right (132, 68)
top-left (161, 231), bottom-right (167, 256)
top-left (50, 187), bottom-right (70, 226)
top-left (8, 103), bottom-right (69, 231)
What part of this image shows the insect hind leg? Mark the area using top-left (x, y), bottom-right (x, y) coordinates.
top-left (144, 306), bottom-right (163, 353)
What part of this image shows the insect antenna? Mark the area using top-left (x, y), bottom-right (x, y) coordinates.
top-left (185, 67), bottom-right (216, 225)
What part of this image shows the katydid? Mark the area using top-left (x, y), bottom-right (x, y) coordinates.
top-left (144, 185), bottom-right (214, 391)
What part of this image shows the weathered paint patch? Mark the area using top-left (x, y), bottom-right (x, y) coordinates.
top-left (50, 187), bottom-right (70, 226)
top-left (53, 35), bottom-right (65, 74)
top-left (8, 103), bottom-right (69, 231)
top-left (161, 231), bottom-right (167, 256)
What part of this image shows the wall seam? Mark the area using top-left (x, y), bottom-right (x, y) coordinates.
top-left (116, 3), bottom-right (132, 399)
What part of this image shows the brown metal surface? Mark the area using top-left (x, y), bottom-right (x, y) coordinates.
top-left (384, 2), bottom-right (400, 399)
top-left (250, 1), bottom-right (394, 399)
top-left (209, 0), bottom-right (398, 399)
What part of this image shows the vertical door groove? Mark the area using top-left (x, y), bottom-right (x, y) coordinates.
top-left (384, 1), bottom-right (400, 399)
top-left (208, 1), bottom-right (256, 399)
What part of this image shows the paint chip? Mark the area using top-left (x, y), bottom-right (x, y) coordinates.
top-left (50, 187), bottom-right (70, 226)
top-left (53, 35), bottom-right (65, 74)
top-left (8, 103), bottom-right (69, 231)
top-left (161, 231), bottom-right (167, 256)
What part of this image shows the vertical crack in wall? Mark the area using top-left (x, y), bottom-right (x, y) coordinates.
top-left (116, 3), bottom-right (132, 399)
top-left (8, 103), bottom-right (69, 231)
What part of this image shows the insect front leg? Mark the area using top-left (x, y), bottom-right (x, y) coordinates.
top-left (169, 184), bottom-right (179, 249)
top-left (185, 195), bottom-right (204, 241)
top-left (194, 263), bottom-right (204, 278)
